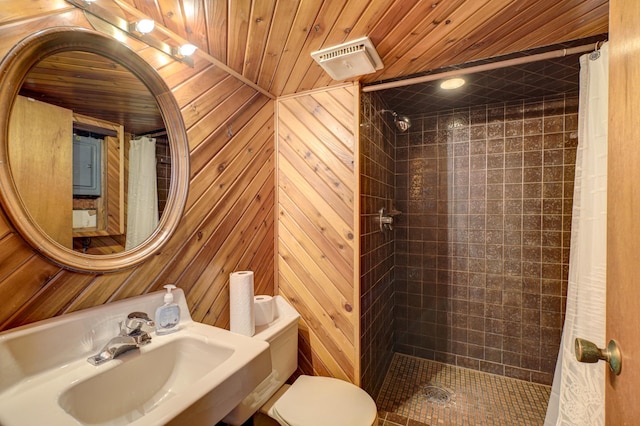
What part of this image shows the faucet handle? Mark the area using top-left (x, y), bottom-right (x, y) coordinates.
top-left (124, 311), bottom-right (155, 333)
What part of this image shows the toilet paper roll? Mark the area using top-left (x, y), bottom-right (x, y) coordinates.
top-left (254, 295), bottom-right (274, 326)
top-left (229, 271), bottom-right (255, 336)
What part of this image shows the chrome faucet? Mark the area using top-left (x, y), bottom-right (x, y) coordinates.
top-left (87, 312), bottom-right (155, 365)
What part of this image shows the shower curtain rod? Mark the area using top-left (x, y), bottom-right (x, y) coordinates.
top-left (362, 42), bottom-right (604, 92)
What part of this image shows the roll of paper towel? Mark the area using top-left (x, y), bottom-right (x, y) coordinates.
top-left (254, 295), bottom-right (274, 326)
top-left (229, 271), bottom-right (255, 336)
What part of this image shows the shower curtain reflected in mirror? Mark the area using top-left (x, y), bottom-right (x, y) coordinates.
top-left (545, 42), bottom-right (608, 426)
top-left (125, 136), bottom-right (159, 250)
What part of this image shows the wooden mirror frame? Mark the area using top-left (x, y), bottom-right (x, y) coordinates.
top-left (0, 27), bottom-right (190, 273)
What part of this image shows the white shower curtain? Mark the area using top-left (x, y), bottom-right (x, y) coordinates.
top-left (125, 136), bottom-right (159, 250)
top-left (545, 43), bottom-right (608, 425)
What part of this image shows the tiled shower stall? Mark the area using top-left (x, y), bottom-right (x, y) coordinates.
top-left (360, 90), bottom-right (578, 398)
top-left (360, 91), bottom-right (397, 396)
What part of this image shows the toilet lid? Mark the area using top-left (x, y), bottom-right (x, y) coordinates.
top-left (272, 375), bottom-right (377, 426)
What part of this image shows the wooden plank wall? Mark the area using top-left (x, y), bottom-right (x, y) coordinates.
top-left (0, 3), bottom-right (275, 332)
top-left (276, 83), bottom-right (360, 384)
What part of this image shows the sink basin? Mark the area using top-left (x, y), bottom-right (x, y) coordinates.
top-left (59, 334), bottom-right (234, 424)
top-left (0, 289), bottom-right (271, 425)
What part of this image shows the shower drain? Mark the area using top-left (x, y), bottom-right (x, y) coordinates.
top-left (421, 384), bottom-right (453, 404)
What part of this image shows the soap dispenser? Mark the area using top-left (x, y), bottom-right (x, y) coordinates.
top-left (155, 284), bottom-right (181, 335)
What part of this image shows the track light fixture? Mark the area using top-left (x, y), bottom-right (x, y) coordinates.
top-left (65, 0), bottom-right (195, 67)
top-left (133, 19), bottom-right (155, 35)
top-left (176, 43), bottom-right (197, 57)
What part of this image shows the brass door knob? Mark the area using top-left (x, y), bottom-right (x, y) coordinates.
top-left (575, 338), bottom-right (622, 375)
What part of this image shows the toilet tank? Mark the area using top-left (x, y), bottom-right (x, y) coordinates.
top-left (222, 295), bottom-right (300, 425)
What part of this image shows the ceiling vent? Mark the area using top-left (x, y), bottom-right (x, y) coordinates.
top-left (311, 36), bottom-right (383, 81)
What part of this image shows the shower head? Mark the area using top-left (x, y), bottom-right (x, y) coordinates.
top-left (394, 115), bottom-right (411, 132)
top-left (380, 109), bottom-right (411, 132)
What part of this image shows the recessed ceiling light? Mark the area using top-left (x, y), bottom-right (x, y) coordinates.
top-left (440, 77), bottom-right (466, 90)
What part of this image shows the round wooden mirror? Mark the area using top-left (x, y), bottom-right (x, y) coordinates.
top-left (0, 27), bottom-right (189, 272)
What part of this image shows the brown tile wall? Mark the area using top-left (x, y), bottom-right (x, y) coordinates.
top-left (393, 95), bottom-right (577, 385)
top-left (360, 92), bottom-right (396, 396)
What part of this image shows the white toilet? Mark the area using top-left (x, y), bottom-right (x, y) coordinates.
top-left (223, 296), bottom-right (378, 426)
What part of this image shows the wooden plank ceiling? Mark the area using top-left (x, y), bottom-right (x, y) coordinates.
top-left (116, 0), bottom-right (609, 97)
top-left (15, 0), bottom-right (608, 134)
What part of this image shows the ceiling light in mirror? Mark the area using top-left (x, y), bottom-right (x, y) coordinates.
top-left (440, 77), bottom-right (466, 90)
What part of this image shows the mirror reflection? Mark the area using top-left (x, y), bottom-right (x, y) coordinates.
top-left (9, 51), bottom-right (171, 255)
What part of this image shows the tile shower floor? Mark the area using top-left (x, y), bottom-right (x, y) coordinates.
top-left (376, 354), bottom-right (551, 426)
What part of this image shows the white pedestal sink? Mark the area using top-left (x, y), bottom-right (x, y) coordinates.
top-left (0, 289), bottom-right (271, 425)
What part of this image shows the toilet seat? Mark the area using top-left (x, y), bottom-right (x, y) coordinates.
top-left (269, 375), bottom-right (377, 426)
